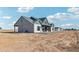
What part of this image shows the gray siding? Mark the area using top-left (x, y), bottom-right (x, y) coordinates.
top-left (14, 16), bottom-right (56, 33)
top-left (15, 17), bottom-right (34, 32)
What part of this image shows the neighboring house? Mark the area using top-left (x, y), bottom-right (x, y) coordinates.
top-left (14, 16), bottom-right (55, 33)
top-left (55, 27), bottom-right (63, 31)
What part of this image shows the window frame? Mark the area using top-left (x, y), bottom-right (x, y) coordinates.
top-left (37, 26), bottom-right (40, 31)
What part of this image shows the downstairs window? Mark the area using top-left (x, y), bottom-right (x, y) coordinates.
top-left (37, 26), bottom-right (40, 31)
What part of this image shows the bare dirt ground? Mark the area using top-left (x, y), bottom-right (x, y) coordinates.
top-left (0, 30), bottom-right (79, 52)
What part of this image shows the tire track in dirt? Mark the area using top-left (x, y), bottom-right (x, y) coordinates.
top-left (0, 30), bottom-right (79, 51)
top-left (53, 31), bottom-right (79, 51)
top-left (66, 31), bottom-right (79, 52)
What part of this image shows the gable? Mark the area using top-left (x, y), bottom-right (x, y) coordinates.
top-left (34, 20), bottom-right (41, 24)
top-left (14, 16), bottom-right (52, 26)
top-left (14, 16), bottom-right (25, 26)
top-left (50, 23), bottom-right (54, 27)
top-left (42, 18), bottom-right (49, 25)
top-left (14, 16), bottom-right (34, 26)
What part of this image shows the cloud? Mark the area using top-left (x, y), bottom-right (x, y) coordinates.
top-left (47, 15), bottom-right (55, 23)
top-left (2, 16), bottom-right (12, 19)
top-left (0, 22), bottom-right (5, 26)
top-left (68, 7), bottom-right (79, 14)
top-left (47, 12), bottom-right (73, 23)
top-left (12, 21), bottom-right (16, 25)
top-left (47, 8), bottom-right (79, 23)
top-left (17, 7), bottom-right (34, 13)
top-left (54, 13), bottom-right (72, 20)
top-left (9, 21), bottom-right (16, 26)
top-left (61, 24), bottom-right (73, 27)
top-left (60, 24), bottom-right (79, 27)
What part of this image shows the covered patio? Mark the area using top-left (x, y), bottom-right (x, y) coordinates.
top-left (42, 25), bottom-right (51, 32)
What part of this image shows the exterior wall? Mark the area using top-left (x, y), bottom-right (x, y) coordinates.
top-left (60, 28), bottom-right (63, 31)
top-left (55, 28), bottom-right (60, 31)
top-left (51, 27), bottom-right (55, 32)
top-left (57, 28), bottom-right (63, 31)
top-left (15, 18), bottom-right (34, 33)
top-left (51, 24), bottom-right (55, 32)
top-left (58, 28), bottom-right (61, 31)
top-left (14, 26), bottom-right (18, 32)
top-left (55, 28), bottom-right (58, 31)
top-left (55, 28), bottom-right (62, 31)
top-left (14, 16), bottom-right (56, 33)
top-left (34, 24), bottom-right (42, 33)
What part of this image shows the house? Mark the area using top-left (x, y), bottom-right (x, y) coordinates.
top-left (55, 27), bottom-right (63, 31)
top-left (14, 16), bottom-right (55, 33)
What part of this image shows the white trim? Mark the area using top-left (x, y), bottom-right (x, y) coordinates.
top-left (34, 24), bottom-right (42, 33)
top-left (14, 26), bottom-right (18, 32)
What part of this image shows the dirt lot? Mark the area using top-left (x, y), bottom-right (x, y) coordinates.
top-left (0, 30), bottom-right (79, 52)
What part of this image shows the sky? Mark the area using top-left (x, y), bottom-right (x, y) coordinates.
top-left (0, 7), bottom-right (79, 29)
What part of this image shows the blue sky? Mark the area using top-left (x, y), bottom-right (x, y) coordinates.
top-left (0, 7), bottom-right (79, 29)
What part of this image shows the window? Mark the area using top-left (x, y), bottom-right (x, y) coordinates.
top-left (37, 26), bottom-right (40, 31)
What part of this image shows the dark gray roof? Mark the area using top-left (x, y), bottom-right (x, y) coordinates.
top-left (39, 17), bottom-right (46, 22)
top-left (50, 23), bottom-right (54, 26)
top-left (39, 17), bottom-right (52, 26)
top-left (30, 16), bottom-right (39, 21)
top-left (15, 16), bottom-right (54, 26)
top-left (23, 16), bottom-right (41, 24)
top-left (55, 27), bottom-right (60, 28)
top-left (22, 16), bottom-right (34, 24)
